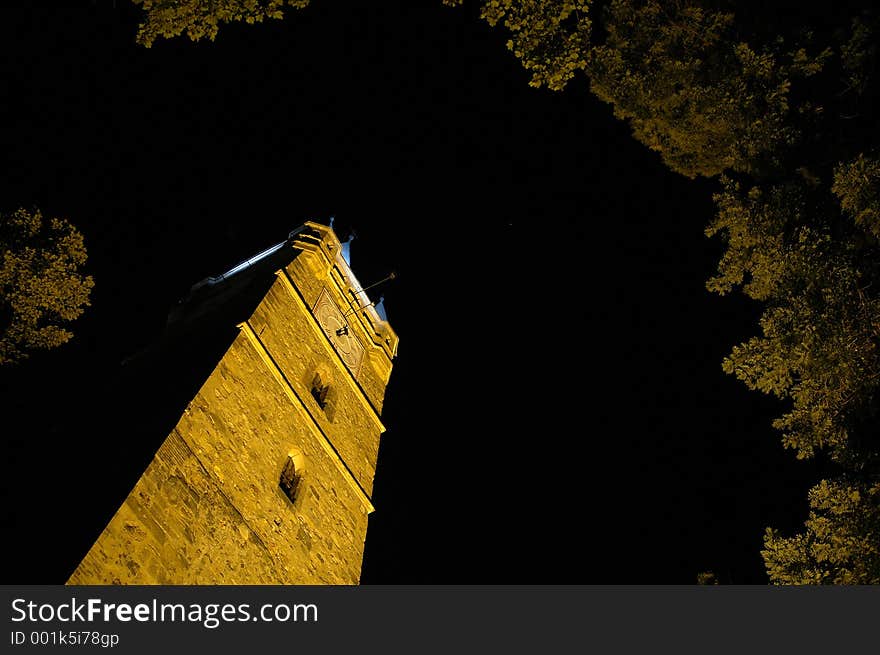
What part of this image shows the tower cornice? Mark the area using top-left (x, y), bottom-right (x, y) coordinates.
top-left (290, 221), bottom-right (398, 362)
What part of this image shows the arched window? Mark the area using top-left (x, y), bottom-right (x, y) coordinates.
top-left (307, 364), bottom-right (336, 421)
top-left (279, 450), bottom-right (305, 503)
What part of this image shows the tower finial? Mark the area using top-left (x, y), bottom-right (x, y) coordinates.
top-left (341, 228), bottom-right (356, 264)
top-left (329, 215), bottom-right (336, 229)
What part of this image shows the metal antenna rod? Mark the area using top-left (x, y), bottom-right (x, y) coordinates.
top-left (343, 272), bottom-right (397, 318)
top-left (352, 271), bottom-right (397, 295)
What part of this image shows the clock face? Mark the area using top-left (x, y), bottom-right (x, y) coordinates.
top-left (313, 289), bottom-right (365, 377)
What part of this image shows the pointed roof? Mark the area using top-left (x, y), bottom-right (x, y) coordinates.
top-left (341, 234), bottom-right (353, 265)
top-left (374, 295), bottom-right (387, 322)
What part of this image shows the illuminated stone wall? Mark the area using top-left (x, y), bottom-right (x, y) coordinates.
top-left (68, 224), bottom-right (396, 584)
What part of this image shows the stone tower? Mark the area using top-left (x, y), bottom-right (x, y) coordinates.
top-left (67, 222), bottom-right (398, 584)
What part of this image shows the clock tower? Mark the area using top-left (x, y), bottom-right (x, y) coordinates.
top-left (67, 221), bottom-right (398, 584)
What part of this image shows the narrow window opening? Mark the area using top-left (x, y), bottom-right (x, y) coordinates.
top-left (310, 372), bottom-right (330, 409)
top-left (279, 455), bottom-right (301, 502)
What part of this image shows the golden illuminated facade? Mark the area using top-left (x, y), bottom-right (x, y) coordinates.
top-left (67, 222), bottom-right (397, 584)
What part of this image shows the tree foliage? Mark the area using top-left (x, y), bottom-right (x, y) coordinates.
top-left (0, 208), bottom-right (94, 365)
top-left (706, 178), bottom-right (880, 463)
top-left (444, 0), bottom-right (593, 91)
top-left (450, 1), bottom-right (830, 178)
top-left (130, 0), bottom-right (309, 47)
top-left (833, 153), bottom-right (880, 240)
top-left (696, 571), bottom-right (719, 585)
top-left (840, 15), bottom-right (878, 98)
top-left (762, 477), bottom-right (880, 584)
top-left (586, 1), bottom-right (829, 178)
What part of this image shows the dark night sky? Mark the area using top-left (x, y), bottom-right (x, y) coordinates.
top-left (0, 1), bottom-right (827, 584)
